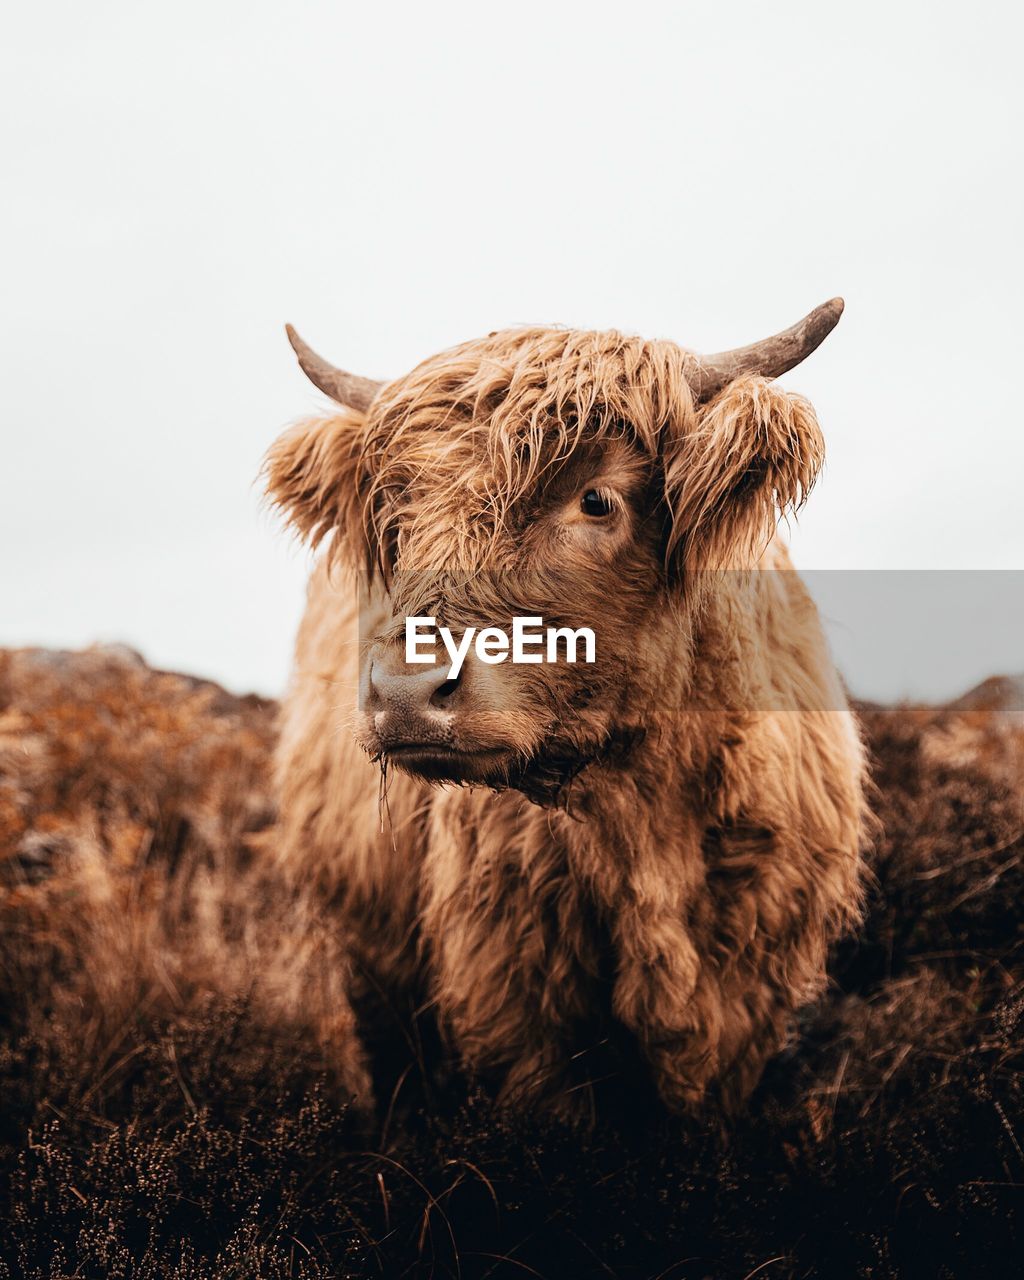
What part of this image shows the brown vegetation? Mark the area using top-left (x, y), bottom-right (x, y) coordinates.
top-left (1, 646), bottom-right (1021, 1278)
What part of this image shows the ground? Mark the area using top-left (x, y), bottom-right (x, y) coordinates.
top-left (0, 646), bottom-right (1022, 1279)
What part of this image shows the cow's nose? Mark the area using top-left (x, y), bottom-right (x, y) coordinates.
top-left (367, 655), bottom-right (462, 729)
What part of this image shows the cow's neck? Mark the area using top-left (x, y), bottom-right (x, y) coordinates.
top-left (553, 708), bottom-right (734, 897)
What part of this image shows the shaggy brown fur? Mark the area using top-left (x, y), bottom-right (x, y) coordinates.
top-left (266, 324), bottom-right (868, 1115)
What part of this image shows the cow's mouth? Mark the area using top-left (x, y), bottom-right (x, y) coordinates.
top-left (378, 742), bottom-right (515, 785)
top-left (381, 740), bottom-right (586, 800)
top-left (373, 725), bottom-right (645, 803)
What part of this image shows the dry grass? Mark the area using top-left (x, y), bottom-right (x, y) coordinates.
top-left (1, 647), bottom-right (1021, 1278)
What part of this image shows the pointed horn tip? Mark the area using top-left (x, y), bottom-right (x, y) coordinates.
top-left (284, 323), bottom-right (328, 375)
top-left (821, 297), bottom-right (845, 322)
top-left (797, 297), bottom-right (845, 344)
top-left (810, 297), bottom-right (845, 342)
top-left (282, 324), bottom-right (385, 412)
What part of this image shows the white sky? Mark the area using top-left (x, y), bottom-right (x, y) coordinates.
top-left (2, 1), bottom-right (1022, 702)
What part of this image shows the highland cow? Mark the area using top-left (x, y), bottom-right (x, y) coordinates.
top-left (266, 301), bottom-right (868, 1115)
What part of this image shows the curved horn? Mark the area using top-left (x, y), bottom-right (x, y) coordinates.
top-left (285, 325), bottom-right (384, 412)
top-left (688, 297), bottom-right (844, 403)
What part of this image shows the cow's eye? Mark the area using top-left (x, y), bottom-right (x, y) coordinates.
top-left (580, 489), bottom-right (615, 517)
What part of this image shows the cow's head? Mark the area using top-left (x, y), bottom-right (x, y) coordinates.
top-left (266, 302), bottom-right (838, 803)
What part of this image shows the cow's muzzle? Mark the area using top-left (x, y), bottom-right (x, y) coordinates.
top-left (361, 643), bottom-right (511, 783)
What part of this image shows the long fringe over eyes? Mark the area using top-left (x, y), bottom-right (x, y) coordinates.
top-left (361, 327), bottom-right (700, 572)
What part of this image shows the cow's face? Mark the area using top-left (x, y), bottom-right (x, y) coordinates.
top-left (267, 322), bottom-right (829, 803)
top-left (354, 430), bottom-right (671, 799)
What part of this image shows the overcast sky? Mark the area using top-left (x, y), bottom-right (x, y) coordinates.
top-left (2, 1), bottom-right (1021, 702)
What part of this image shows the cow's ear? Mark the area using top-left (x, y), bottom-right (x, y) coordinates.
top-left (664, 376), bottom-right (824, 572)
top-left (263, 413), bottom-right (366, 555)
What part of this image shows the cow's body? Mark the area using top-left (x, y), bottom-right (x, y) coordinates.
top-left (268, 311), bottom-right (867, 1114)
top-left (276, 542), bottom-right (865, 1114)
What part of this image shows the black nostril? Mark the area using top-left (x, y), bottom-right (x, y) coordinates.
top-left (431, 675), bottom-right (461, 705)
